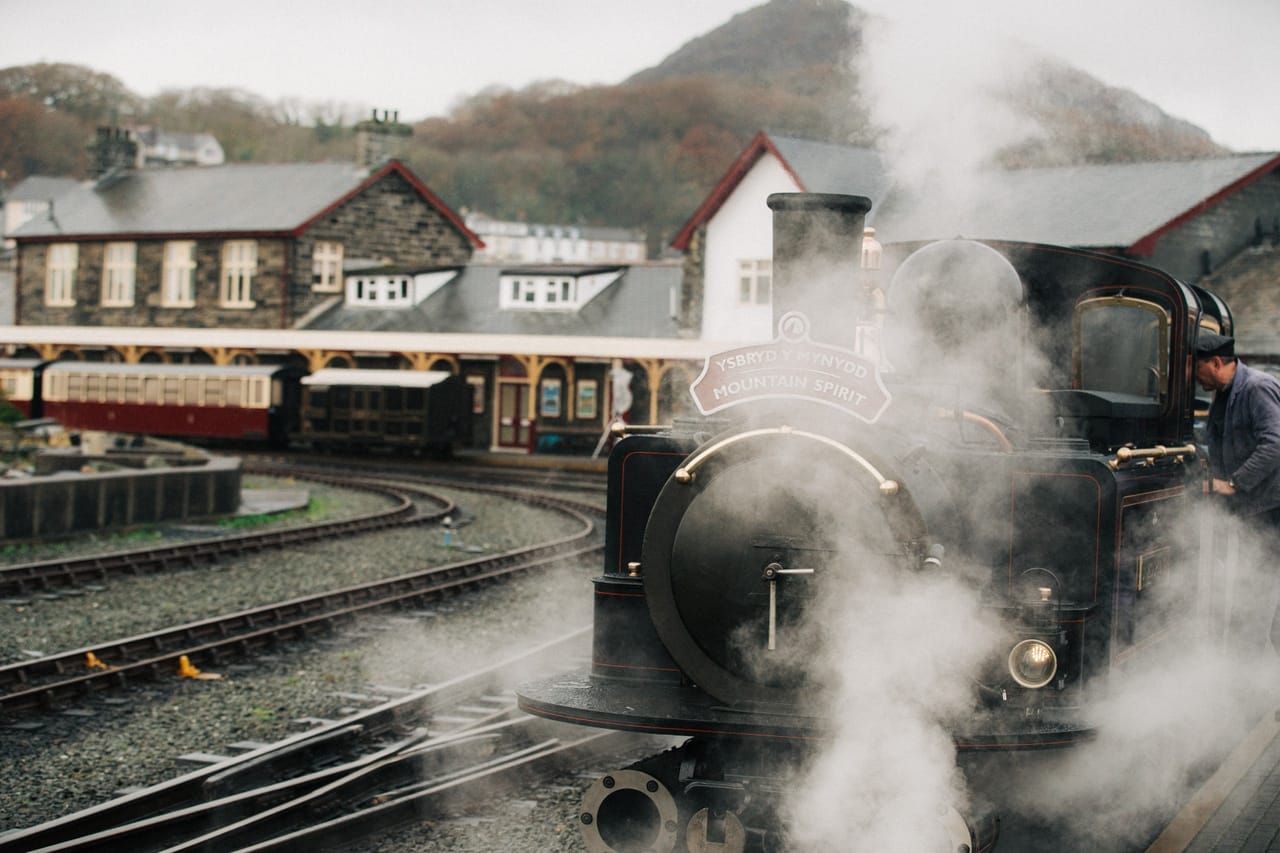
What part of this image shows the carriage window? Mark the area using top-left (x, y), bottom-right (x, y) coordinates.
top-left (86, 375), bottom-right (102, 400)
top-left (204, 378), bottom-right (223, 405)
top-left (105, 375), bottom-right (121, 400)
top-left (145, 377), bottom-right (161, 403)
top-left (124, 376), bottom-right (141, 402)
top-left (1075, 297), bottom-right (1170, 400)
top-left (225, 380), bottom-right (241, 406)
top-left (184, 378), bottom-right (199, 404)
top-left (163, 378), bottom-right (180, 404)
top-left (68, 375), bottom-right (84, 400)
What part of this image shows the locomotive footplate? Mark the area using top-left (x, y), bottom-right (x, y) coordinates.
top-left (517, 669), bottom-right (1097, 749)
top-left (518, 669), bottom-right (825, 740)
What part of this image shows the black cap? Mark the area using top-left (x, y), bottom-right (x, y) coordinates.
top-left (1195, 330), bottom-right (1235, 358)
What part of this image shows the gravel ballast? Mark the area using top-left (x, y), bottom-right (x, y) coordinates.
top-left (0, 474), bottom-right (616, 851)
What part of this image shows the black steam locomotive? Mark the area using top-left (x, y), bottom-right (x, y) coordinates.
top-left (518, 193), bottom-right (1231, 852)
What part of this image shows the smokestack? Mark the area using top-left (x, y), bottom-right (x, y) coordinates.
top-left (767, 193), bottom-right (872, 346)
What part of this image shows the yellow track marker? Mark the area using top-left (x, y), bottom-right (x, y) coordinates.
top-left (177, 655), bottom-right (223, 680)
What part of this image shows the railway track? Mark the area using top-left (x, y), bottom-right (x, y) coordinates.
top-left (0, 466), bottom-right (453, 598)
top-left (0, 629), bottom-right (647, 853)
top-left (0, 481), bottom-right (601, 715)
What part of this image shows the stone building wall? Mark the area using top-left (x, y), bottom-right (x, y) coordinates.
top-left (18, 238), bottom-right (289, 329)
top-left (289, 170), bottom-right (474, 324)
top-left (16, 169), bottom-right (474, 329)
top-left (1148, 170), bottom-right (1280, 283)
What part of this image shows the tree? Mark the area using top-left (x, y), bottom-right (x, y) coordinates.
top-left (0, 62), bottom-right (139, 123)
top-left (0, 97), bottom-right (88, 180)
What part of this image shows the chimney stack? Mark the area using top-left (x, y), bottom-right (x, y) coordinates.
top-left (88, 127), bottom-right (140, 181)
top-left (354, 108), bottom-right (412, 170)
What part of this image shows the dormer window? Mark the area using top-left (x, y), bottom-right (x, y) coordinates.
top-left (499, 267), bottom-right (621, 312)
top-left (345, 268), bottom-right (457, 307)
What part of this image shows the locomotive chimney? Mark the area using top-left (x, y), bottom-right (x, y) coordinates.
top-left (767, 192), bottom-right (873, 347)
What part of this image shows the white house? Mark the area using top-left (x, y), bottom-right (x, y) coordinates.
top-left (465, 211), bottom-right (646, 264)
top-left (670, 132), bottom-right (890, 343)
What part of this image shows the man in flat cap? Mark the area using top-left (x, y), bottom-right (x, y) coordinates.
top-left (1195, 329), bottom-right (1280, 651)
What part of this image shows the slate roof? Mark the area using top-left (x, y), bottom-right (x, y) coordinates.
top-left (673, 130), bottom-right (1280, 253)
top-left (8, 160), bottom-right (480, 244)
top-left (305, 262), bottom-right (683, 339)
top-left (879, 154), bottom-right (1280, 249)
top-left (671, 131), bottom-right (889, 250)
top-left (3, 175), bottom-right (82, 203)
top-left (770, 136), bottom-right (893, 202)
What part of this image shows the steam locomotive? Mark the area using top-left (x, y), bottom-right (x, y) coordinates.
top-left (518, 193), bottom-right (1233, 851)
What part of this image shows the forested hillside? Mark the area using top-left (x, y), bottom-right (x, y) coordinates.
top-left (0, 0), bottom-right (1225, 255)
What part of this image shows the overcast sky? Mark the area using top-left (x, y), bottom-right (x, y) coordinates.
top-left (1, 0), bottom-right (1276, 152)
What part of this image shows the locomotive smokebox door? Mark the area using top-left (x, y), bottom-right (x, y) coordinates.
top-left (641, 425), bottom-right (925, 707)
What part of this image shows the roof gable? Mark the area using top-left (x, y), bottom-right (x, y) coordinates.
top-left (675, 130), bottom-right (1280, 253)
top-left (879, 153), bottom-right (1280, 249)
top-left (10, 159), bottom-right (481, 246)
top-left (671, 131), bottom-right (888, 250)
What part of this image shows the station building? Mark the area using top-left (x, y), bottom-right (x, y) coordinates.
top-left (5, 127), bottom-right (1280, 454)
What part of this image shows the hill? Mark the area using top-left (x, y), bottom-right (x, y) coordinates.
top-left (0, 0), bottom-right (1227, 256)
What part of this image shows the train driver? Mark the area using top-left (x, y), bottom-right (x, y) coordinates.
top-left (1195, 330), bottom-right (1280, 652)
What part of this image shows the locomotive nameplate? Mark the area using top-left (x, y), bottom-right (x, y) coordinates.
top-left (689, 311), bottom-right (891, 422)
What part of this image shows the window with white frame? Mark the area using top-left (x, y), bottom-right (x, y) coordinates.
top-left (220, 240), bottom-right (257, 307)
top-left (540, 378), bottom-right (562, 417)
top-left (102, 241), bottom-right (137, 306)
top-left (312, 241), bottom-right (343, 291)
top-left (162, 241), bottom-right (197, 307)
top-left (500, 275), bottom-right (581, 310)
top-left (738, 259), bottom-right (772, 305)
top-left (45, 243), bottom-right (78, 306)
top-left (348, 274), bottom-right (413, 305)
top-left (576, 379), bottom-right (598, 419)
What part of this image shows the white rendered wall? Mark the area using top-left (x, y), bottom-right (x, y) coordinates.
top-left (701, 154), bottom-right (801, 342)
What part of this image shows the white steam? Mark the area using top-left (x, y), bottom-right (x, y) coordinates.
top-left (858, 8), bottom-right (1043, 232)
top-left (984, 504), bottom-right (1280, 849)
top-left (786, 562), bottom-right (1001, 849)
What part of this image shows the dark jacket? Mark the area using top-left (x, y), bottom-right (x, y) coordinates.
top-left (1208, 361), bottom-right (1280, 515)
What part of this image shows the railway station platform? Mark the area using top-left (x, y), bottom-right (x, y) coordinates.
top-left (1150, 711), bottom-right (1280, 851)
top-left (454, 449), bottom-right (608, 474)
top-left (237, 487), bottom-right (310, 516)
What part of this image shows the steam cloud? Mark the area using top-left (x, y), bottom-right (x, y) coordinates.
top-left (857, 7), bottom-right (1043, 234)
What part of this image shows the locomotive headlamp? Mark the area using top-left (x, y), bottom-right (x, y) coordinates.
top-left (1008, 639), bottom-right (1057, 689)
